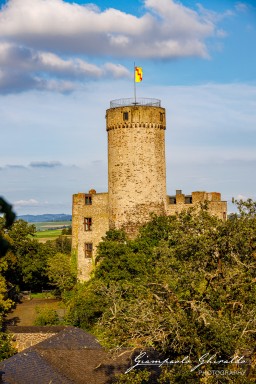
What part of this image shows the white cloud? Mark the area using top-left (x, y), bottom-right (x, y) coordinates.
top-left (37, 52), bottom-right (103, 78)
top-left (14, 199), bottom-right (39, 207)
top-left (236, 194), bottom-right (248, 201)
top-left (102, 63), bottom-right (130, 78)
top-left (35, 78), bottom-right (77, 93)
top-left (0, 0), bottom-right (233, 94)
top-left (196, 3), bottom-right (234, 23)
top-left (0, 0), bottom-right (225, 59)
top-left (235, 2), bottom-right (249, 13)
top-left (0, 42), bottom-right (130, 93)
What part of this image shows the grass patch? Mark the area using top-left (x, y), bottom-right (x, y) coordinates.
top-left (35, 229), bottom-right (62, 239)
top-left (31, 221), bottom-right (72, 242)
top-left (30, 292), bottom-right (56, 299)
top-left (34, 221), bottom-right (71, 231)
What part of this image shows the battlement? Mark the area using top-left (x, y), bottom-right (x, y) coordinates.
top-left (168, 190), bottom-right (222, 204)
top-left (167, 190), bottom-right (227, 220)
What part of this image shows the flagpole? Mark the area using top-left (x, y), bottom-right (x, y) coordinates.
top-left (134, 62), bottom-right (136, 105)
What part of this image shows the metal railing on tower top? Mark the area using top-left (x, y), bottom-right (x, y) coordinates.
top-left (110, 98), bottom-right (161, 108)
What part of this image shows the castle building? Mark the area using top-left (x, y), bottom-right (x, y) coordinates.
top-left (72, 98), bottom-right (227, 281)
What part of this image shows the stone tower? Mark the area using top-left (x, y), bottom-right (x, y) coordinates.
top-left (106, 98), bottom-right (167, 235)
top-left (72, 97), bottom-right (227, 281)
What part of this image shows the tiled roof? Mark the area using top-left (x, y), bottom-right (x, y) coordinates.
top-left (38, 349), bottom-right (132, 384)
top-left (0, 348), bottom-right (74, 384)
top-left (0, 326), bottom-right (133, 384)
top-left (35, 326), bottom-right (102, 350)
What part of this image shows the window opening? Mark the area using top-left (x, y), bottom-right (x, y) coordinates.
top-left (85, 243), bottom-right (93, 258)
top-left (123, 112), bottom-right (129, 121)
top-left (84, 217), bottom-right (92, 231)
top-left (85, 195), bottom-right (92, 205)
top-left (185, 196), bottom-right (192, 204)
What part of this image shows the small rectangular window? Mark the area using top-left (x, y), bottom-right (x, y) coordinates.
top-left (85, 195), bottom-right (92, 205)
top-left (169, 197), bottom-right (176, 204)
top-left (123, 112), bottom-right (129, 121)
top-left (185, 196), bottom-right (192, 204)
top-left (84, 217), bottom-right (92, 231)
top-left (160, 112), bottom-right (164, 122)
top-left (85, 243), bottom-right (93, 258)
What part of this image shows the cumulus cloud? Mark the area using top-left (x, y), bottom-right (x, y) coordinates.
top-left (0, 68), bottom-right (37, 94)
top-left (0, 0), bottom-right (233, 93)
top-left (0, 42), bottom-right (130, 93)
top-left (196, 3), bottom-right (234, 23)
top-left (14, 198), bottom-right (39, 207)
top-left (0, 0), bottom-right (221, 58)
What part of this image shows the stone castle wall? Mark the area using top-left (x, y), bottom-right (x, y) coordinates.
top-left (72, 101), bottom-right (228, 281)
top-left (107, 105), bottom-right (167, 235)
top-left (72, 192), bottom-right (109, 281)
top-left (166, 191), bottom-right (227, 220)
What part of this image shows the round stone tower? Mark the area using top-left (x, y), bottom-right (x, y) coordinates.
top-left (106, 98), bottom-right (167, 236)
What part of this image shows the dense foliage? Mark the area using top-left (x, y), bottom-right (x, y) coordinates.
top-left (0, 196), bottom-right (74, 360)
top-left (34, 306), bottom-right (60, 326)
top-left (0, 219), bottom-right (72, 291)
top-left (47, 252), bottom-right (76, 293)
top-left (0, 198), bottom-right (17, 360)
top-left (65, 201), bottom-right (256, 383)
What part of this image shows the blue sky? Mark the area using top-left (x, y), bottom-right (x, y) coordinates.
top-left (0, 0), bottom-right (255, 215)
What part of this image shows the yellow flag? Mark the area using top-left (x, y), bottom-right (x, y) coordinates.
top-left (135, 67), bottom-right (143, 82)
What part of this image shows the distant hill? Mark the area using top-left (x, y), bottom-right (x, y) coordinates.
top-left (17, 214), bottom-right (72, 223)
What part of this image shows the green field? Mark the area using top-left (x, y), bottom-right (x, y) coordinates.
top-left (35, 229), bottom-right (63, 239)
top-left (33, 221), bottom-right (72, 242)
top-left (34, 221), bottom-right (71, 231)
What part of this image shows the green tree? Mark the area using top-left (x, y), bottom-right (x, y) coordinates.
top-left (3, 219), bottom-right (51, 290)
top-left (54, 235), bottom-right (72, 254)
top-left (0, 333), bottom-right (17, 361)
top-left (0, 197), bottom-right (17, 361)
top-left (34, 306), bottom-right (60, 326)
top-left (66, 201), bottom-right (256, 383)
top-left (47, 252), bottom-right (76, 294)
top-left (0, 197), bottom-right (16, 257)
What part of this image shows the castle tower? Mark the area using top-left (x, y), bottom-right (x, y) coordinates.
top-left (106, 98), bottom-right (167, 235)
top-left (72, 97), bottom-right (227, 281)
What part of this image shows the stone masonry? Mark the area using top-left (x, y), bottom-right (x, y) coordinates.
top-left (72, 191), bottom-right (109, 281)
top-left (7, 326), bottom-right (67, 352)
top-left (107, 104), bottom-right (167, 235)
top-left (72, 98), bottom-right (227, 281)
top-left (167, 190), bottom-right (227, 220)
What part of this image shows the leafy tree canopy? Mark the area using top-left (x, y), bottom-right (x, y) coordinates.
top-left (0, 197), bottom-right (17, 361)
top-left (47, 252), bottom-right (76, 294)
top-left (66, 201), bottom-right (256, 383)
